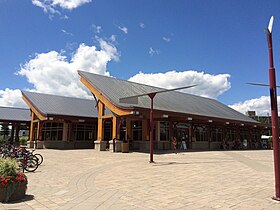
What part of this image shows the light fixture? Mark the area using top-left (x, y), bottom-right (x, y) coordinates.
top-left (187, 117), bottom-right (192, 121)
top-left (78, 119), bottom-right (85, 123)
top-left (268, 16), bottom-right (274, 33)
top-left (162, 114), bottom-right (168, 118)
top-left (226, 122), bottom-right (230, 125)
top-left (241, 123), bottom-right (244, 126)
top-left (208, 120), bottom-right (213, 123)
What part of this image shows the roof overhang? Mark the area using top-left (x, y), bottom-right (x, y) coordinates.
top-left (22, 92), bottom-right (46, 121)
top-left (79, 71), bottom-right (133, 116)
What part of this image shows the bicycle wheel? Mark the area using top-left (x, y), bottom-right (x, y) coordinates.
top-left (24, 157), bottom-right (39, 172)
top-left (34, 153), bottom-right (43, 165)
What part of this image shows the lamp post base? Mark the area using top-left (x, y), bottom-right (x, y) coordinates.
top-left (272, 196), bottom-right (280, 201)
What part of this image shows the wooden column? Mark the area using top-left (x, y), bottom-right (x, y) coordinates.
top-left (117, 118), bottom-right (121, 140)
top-left (112, 116), bottom-right (117, 139)
top-left (63, 123), bottom-right (69, 141)
top-left (249, 129), bottom-right (253, 149)
top-left (142, 119), bottom-right (148, 140)
top-left (11, 124), bottom-right (15, 143)
top-left (15, 123), bottom-right (20, 144)
top-left (29, 112), bottom-right (35, 141)
top-left (208, 125), bottom-right (212, 149)
top-left (126, 118), bottom-right (132, 141)
top-left (97, 102), bottom-right (105, 141)
top-left (189, 124), bottom-right (193, 149)
top-left (36, 121), bottom-right (41, 141)
top-left (169, 121), bottom-right (173, 141)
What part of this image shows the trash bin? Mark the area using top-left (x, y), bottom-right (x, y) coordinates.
top-left (121, 142), bottom-right (129, 153)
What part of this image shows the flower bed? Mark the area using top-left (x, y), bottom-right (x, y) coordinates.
top-left (0, 158), bottom-right (28, 202)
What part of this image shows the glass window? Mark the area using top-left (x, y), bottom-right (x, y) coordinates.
top-left (73, 123), bottom-right (96, 141)
top-left (120, 120), bottom-right (126, 141)
top-left (212, 127), bottom-right (223, 142)
top-left (132, 120), bottom-right (142, 141)
top-left (42, 122), bottom-right (63, 141)
top-left (104, 120), bottom-right (112, 140)
top-left (194, 126), bottom-right (208, 142)
top-left (160, 122), bottom-right (169, 141)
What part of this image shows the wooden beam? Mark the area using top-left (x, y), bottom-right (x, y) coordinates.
top-left (80, 77), bottom-right (132, 116)
top-left (22, 95), bottom-right (46, 121)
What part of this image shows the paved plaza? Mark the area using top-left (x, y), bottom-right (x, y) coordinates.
top-left (1, 149), bottom-right (280, 210)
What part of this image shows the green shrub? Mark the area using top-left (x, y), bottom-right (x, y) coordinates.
top-left (0, 158), bottom-right (19, 178)
top-left (19, 137), bottom-right (28, 146)
top-left (0, 136), bottom-right (8, 146)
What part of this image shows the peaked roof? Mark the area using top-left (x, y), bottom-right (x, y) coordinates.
top-left (0, 107), bottom-right (30, 122)
top-left (22, 91), bottom-right (98, 119)
top-left (79, 71), bottom-right (258, 124)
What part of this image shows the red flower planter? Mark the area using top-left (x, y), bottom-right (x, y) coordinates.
top-left (0, 182), bottom-right (27, 203)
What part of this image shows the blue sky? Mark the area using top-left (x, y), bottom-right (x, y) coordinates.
top-left (0, 0), bottom-right (280, 115)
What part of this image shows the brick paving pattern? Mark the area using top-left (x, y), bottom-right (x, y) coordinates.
top-left (1, 149), bottom-right (280, 209)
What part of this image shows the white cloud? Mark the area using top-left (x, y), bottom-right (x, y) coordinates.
top-left (61, 15), bottom-right (69, 20)
top-left (32, 0), bottom-right (60, 14)
top-left (92, 24), bottom-right (102, 34)
top-left (0, 39), bottom-right (119, 107)
top-left (117, 26), bottom-right (128, 34)
top-left (163, 37), bottom-right (171, 42)
top-left (149, 47), bottom-right (160, 56)
top-left (32, 0), bottom-right (92, 14)
top-left (51, 0), bottom-right (92, 9)
top-left (128, 70), bottom-right (231, 98)
top-left (139, 22), bottom-right (145, 28)
top-left (109, 35), bottom-right (116, 42)
top-left (0, 89), bottom-right (27, 108)
top-left (229, 96), bottom-right (273, 116)
top-left (61, 29), bottom-right (73, 36)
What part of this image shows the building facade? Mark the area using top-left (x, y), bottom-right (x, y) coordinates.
top-left (22, 91), bottom-right (99, 149)
top-left (78, 71), bottom-right (268, 151)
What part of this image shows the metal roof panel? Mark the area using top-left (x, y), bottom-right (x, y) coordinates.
top-left (22, 91), bottom-right (98, 118)
top-left (79, 71), bottom-right (258, 124)
top-left (0, 107), bottom-right (30, 122)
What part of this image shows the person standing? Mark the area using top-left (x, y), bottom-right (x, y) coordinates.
top-left (172, 136), bottom-right (177, 153)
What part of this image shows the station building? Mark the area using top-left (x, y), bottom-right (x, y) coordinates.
top-left (0, 107), bottom-right (30, 144)
top-left (78, 71), bottom-right (267, 151)
top-left (21, 91), bottom-right (101, 149)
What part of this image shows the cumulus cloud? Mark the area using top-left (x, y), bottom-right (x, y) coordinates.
top-left (229, 96), bottom-right (274, 116)
top-left (128, 70), bottom-right (231, 99)
top-left (149, 47), bottom-right (160, 56)
top-left (117, 26), bottom-right (128, 34)
top-left (15, 39), bottom-right (118, 99)
top-left (32, 0), bottom-right (59, 14)
top-left (0, 39), bottom-right (119, 107)
top-left (32, 0), bottom-right (92, 14)
top-left (0, 89), bottom-right (27, 108)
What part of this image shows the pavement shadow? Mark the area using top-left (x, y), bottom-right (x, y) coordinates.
top-left (152, 160), bottom-right (234, 166)
top-left (7, 194), bottom-right (35, 204)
